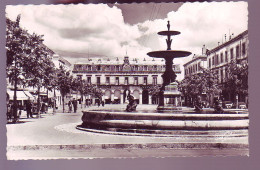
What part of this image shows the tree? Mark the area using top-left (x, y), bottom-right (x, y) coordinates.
top-left (23, 34), bottom-right (55, 116)
top-left (148, 85), bottom-right (161, 104)
top-left (6, 15), bottom-right (30, 122)
top-left (6, 15), bottom-right (56, 121)
top-left (179, 68), bottom-right (220, 107)
top-left (56, 66), bottom-right (73, 113)
top-left (222, 60), bottom-right (248, 102)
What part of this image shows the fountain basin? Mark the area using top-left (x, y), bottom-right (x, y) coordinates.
top-left (147, 50), bottom-right (191, 58)
top-left (79, 109), bottom-right (249, 133)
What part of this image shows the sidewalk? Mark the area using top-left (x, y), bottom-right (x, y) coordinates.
top-left (6, 104), bottom-right (249, 159)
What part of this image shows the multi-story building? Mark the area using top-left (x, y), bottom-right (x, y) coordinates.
top-left (72, 56), bottom-right (181, 105)
top-left (206, 30), bottom-right (248, 103)
top-left (183, 45), bottom-right (208, 78)
top-left (52, 54), bottom-right (72, 72)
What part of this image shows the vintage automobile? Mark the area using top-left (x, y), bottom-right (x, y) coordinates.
top-left (235, 102), bottom-right (247, 109)
top-left (222, 101), bottom-right (233, 109)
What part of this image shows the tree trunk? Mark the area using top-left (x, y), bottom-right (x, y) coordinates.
top-left (62, 95), bottom-right (65, 113)
top-left (81, 94), bottom-right (83, 109)
top-left (13, 75), bottom-right (18, 123)
top-left (37, 86), bottom-right (41, 118)
top-left (13, 57), bottom-right (18, 123)
top-left (53, 88), bottom-right (56, 114)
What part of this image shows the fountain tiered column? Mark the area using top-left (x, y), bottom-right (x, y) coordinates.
top-left (147, 21), bottom-right (191, 110)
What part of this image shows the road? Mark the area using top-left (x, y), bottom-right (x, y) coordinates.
top-left (6, 104), bottom-right (249, 159)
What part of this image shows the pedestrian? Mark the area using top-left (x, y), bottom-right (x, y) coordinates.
top-left (26, 100), bottom-right (33, 118)
top-left (102, 100), bottom-right (105, 107)
top-left (72, 98), bottom-right (77, 113)
top-left (68, 100), bottom-right (72, 112)
top-left (41, 102), bottom-right (46, 114)
top-left (97, 99), bottom-right (100, 107)
top-left (7, 102), bottom-right (12, 122)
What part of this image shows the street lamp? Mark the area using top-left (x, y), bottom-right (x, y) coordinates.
top-left (236, 94), bottom-right (239, 109)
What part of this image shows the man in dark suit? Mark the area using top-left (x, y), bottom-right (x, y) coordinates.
top-left (26, 99), bottom-right (33, 118)
top-left (72, 98), bottom-right (77, 113)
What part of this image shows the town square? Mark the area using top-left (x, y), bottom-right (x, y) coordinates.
top-left (5, 1), bottom-right (249, 159)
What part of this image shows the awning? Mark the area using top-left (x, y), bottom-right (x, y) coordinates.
top-left (7, 90), bottom-right (29, 100)
top-left (23, 91), bottom-right (35, 100)
top-left (39, 92), bottom-right (47, 96)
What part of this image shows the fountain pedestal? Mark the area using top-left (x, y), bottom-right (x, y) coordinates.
top-left (157, 82), bottom-right (182, 111)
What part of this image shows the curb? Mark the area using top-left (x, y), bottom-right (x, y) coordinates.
top-left (7, 142), bottom-right (249, 151)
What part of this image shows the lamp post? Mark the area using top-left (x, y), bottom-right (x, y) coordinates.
top-left (236, 94), bottom-right (239, 109)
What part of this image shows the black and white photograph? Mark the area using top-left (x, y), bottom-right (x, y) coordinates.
top-left (5, 1), bottom-right (249, 160)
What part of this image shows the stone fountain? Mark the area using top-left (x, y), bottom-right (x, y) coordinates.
top-left (147, 21), bottom-right (191, 111)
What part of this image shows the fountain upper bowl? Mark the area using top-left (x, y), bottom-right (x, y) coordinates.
top-left (158, 30), bottom-right (181, 36)
top-left (147, 50), bottom-right (191, 59)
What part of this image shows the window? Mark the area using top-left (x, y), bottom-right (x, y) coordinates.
top-left (116, 77), bottom-right (119, 85)
top-left (225, 51), bottom-right (228, 62)
top-left (144, 65), bottom-right (148, 71)
top-left (153, 65), bottom-right (157, 71)
top-left (208, 58), bottom-right (211, 68)
top-left (197, 63), bottom-right (200, 71)
top-left (97, 65), bottom-right (101, 71)
top-left (134, 65), bottom-right (138, 71)
top-left (125, 77), bottom-right (129, 85)
top-left (153, 77), bottom-right (157, 85)
top-left (220, 69), bottom-right (223, 83)
top-left (144, 77), bottom-right (147, 85)
top-left (88, 65), bottom-right (92, 71)
top-left (106, 77), bottom-right (110, 85)
top-left (77, 75), bottom-right (82, 80)
top-left (220, 53), bottom-right (223, 63)
top-left (87, 77), bottom-right (91, 84)
top-left (216, 54), bottom-right (219, 65)
top-left (212, 56), bottom-right (215, 66)
top-left (134, 77), bottom-right (138, 85)
top-left (230, 48), bottom-right (234, 60)
top-left (236, 45), bottom-right (240, 58)
top-left (78, 65), bottom-right (82, 71)
top-left (97, 77), bottom-right (101, 85)
top-left (242, 43), bottom-right (246, 55)
top-left (116, 66), bottom-right (120, 71)
top-left (106, 66), bottom-right (110, 71)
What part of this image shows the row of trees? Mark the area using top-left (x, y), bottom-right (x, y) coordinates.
top-left (6, 15), bottom-right (102, 122)
top-left (179, 60), bottom-right (248, 107)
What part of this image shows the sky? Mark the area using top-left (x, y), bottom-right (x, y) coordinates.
top-left (5, 2), bottom-right (248, 80)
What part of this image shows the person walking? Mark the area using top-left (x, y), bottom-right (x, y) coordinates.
top-left (26, 100), bottom-right (33, 118)
top-left (68, 100), bottom-right (72, 113)
top-left (72, 98), bottom-right (77, 113)
top-left (97, 99), bottom-right (100, 107)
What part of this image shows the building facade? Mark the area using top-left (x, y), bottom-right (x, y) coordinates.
top-left (206, 30), bottom-right (248, 103)
top-left (183, 45), bottom-right (208, 78)
top-left (72, 56), bottom-right (181, 105)
top-left (183, 55), bottom-right (207, 78)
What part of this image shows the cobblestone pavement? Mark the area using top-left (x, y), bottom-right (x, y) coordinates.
top-left (6, 104), bottom-right (249, 159)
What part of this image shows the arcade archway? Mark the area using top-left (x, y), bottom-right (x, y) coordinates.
top-left (142, 90), bottom-right (149, 104)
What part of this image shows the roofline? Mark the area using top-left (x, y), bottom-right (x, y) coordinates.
top-left (207, 30), bottom-right (248, 55)
top-left (183, 55), bottom-right (207, 67)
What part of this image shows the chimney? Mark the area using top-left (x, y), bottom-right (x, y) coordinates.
top-left (202, 44), bottom-right (206, 55)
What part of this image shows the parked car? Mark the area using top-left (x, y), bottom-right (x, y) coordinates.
top-left (223, 101), bottom-right (233, 109)
top-left (233, 102), bottom-right (247, 109)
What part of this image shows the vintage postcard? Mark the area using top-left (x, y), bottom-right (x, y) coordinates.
top-left (5, 1), bottom-right (248, 160)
